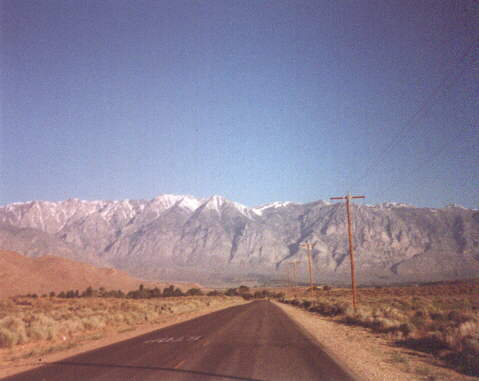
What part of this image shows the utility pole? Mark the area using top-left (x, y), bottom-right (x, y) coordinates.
top-left (287, 260), bottom-right (301, 289)
top-left (285, 263), bottom-right (292, 288)
top-left (300, 241), bottom-right (317, 293)
top-left (330, 193), bottom-right (365, 311)
top-left (291, 260), bottom-right (301, 288)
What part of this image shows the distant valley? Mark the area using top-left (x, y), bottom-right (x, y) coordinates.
top-left (0, 195), bottom-right (478, 285)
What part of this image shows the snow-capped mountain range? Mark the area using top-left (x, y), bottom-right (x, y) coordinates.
top-left (0, 194), bottom-right (478, 285)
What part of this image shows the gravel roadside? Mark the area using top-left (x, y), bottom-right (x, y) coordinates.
top-left (274, 301), bottom-right (478, 381)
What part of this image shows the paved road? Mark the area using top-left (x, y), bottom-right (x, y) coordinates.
top-left (3, 301), bottom-right (357, 381)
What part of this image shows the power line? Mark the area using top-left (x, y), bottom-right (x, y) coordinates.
top-left (352, 37), bottom-right (479, 190)
top-left (369, 119), bottom-right (477, 202)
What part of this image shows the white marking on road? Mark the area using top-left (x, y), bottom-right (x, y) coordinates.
top-left (144, 336), bottom-right (202, 344)
top-left (174, 359), bottom-right (186, 369)
top-left (187, 336), bottom-right (202, 342)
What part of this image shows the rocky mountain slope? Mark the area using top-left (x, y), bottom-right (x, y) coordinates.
top-left (0, 195), bottom-right (478, 285)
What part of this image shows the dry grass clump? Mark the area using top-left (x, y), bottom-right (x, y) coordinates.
top-left (438, 317), bottom-right (479, 374)
top-left (308, 301), bottom-right (350, 316)
top-left (0, 296), bottom-right (239, 350)
top-left (280, 279), bottom-right (479, 375)
top-left (0, 317), bottom-right (29, 347)
top-left (341, 305), bottom-right (412, 337)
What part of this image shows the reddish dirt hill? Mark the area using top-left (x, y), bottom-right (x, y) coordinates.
top-left (0, 251), bottom-right (201, 298)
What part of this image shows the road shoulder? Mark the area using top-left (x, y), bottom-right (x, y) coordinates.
top-left (273, 301), bottom-right (476, 381)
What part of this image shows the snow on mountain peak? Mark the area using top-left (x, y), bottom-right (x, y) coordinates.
top-left (152, 194), bottom-right (182, 205)
top-left (151, 194), bottom-right (203, 212)
top-left (252, 201), bottom-right (295, 215)
top-left (231, 201), bottom-right (256, 217)
top-left (445, 203), bottom-right (468, 210)
top-left (204, 195), bottom-right (228, 212)
top-left (178, 195), bottom-right (203, 211)
top-left (377, 202), bottom-right (415, 209)
top-left (201, 195), bottom-right (257, 217)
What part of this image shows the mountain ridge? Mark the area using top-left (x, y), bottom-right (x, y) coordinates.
top-left (1, 194), bottom-right (478, 285)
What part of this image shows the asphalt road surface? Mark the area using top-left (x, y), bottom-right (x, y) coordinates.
top-left (3, 300), bottom-right (358, 381)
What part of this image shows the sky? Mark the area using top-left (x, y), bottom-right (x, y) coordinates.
top-left (1, 0), bottom-right (478, 209)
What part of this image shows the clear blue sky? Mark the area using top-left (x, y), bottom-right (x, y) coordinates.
top-left (1, 0), bottom-right (478, 208)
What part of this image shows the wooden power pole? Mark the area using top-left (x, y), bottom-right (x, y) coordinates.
top-left (287, 260), bottom-right (301, 289)
top-left (285, 263), bottom-right (292, 288)
top-left (300, 241), bottom-right (317, 292)
top-left (291, 260), bottom-right (301, 287)
top-left (330, 193), bottom-right (365, 311)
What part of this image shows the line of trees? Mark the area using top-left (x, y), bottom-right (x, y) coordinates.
top-left (22, 285), bottom-right (284, 300)
top-left (43, 285), bottom-right (205, 299)
top-left (224, 285), bottom-right (284, 300)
